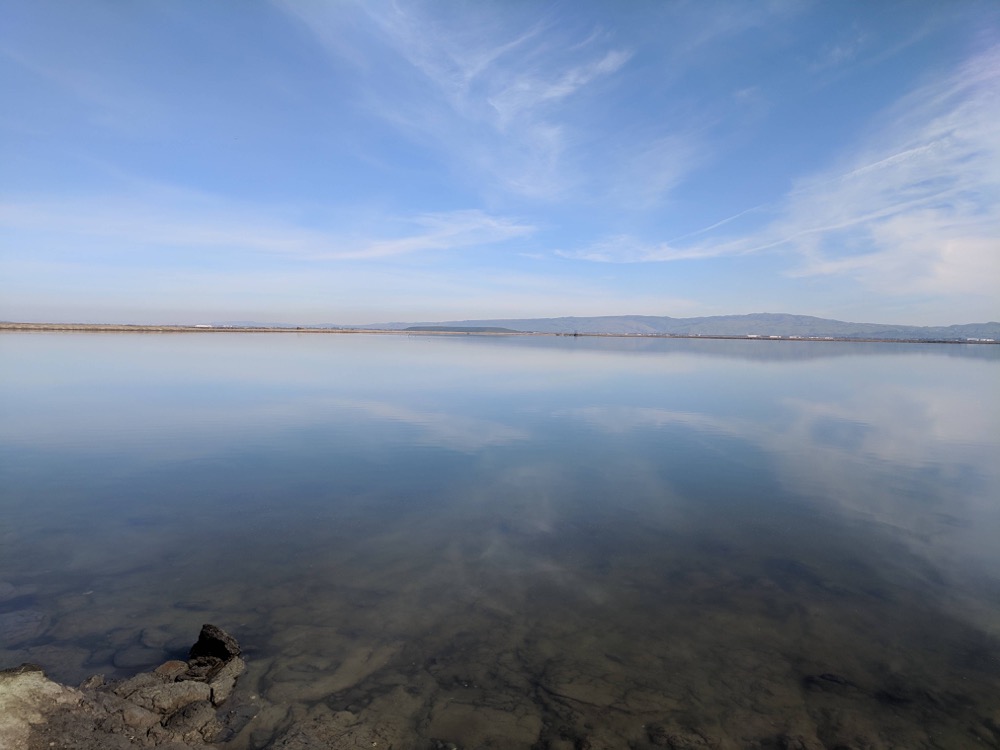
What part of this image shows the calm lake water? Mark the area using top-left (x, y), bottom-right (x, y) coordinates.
top-left (2, 332), bottom-right (999, 749)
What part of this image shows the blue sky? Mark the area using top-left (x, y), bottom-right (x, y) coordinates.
top-left (2, 1), bottom-right (998, 325)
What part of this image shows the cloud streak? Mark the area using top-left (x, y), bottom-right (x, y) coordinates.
top-left (0, 194), bottom-right (533, 261)
top-left (277, 1), bottom-right (647, 201)
top-left (564, 45), bottom-right (1000, 299)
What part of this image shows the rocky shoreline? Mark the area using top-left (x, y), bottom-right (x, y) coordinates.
top-left (0, 624), bottom-right (436, 750)
top-left (0, 625), bottom-right (257, 750)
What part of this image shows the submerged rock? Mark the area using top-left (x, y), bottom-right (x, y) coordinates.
top-left (112, 644), bottom-right (162, 670)
top-left (0, 609), bottom-right (49, 647)
top-left (0, 582), bottom-right (16, 602)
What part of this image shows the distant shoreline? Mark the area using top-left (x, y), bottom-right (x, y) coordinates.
top-left (2, 321), bottom-right (996, 344)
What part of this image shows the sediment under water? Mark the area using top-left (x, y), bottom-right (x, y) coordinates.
top-left (1, 333), bottom-right (999, 748)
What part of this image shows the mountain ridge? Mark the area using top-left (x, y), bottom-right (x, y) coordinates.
top-left (356, 313), bottom-right (1000, 340)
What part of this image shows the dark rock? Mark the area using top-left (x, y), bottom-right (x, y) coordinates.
top-left (189, 624), bottom-right (241, 662)
top-left (184, 655), bottom-right (226, 682)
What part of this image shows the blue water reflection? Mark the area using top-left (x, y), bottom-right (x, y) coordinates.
top-left (1, 333), bottom-right (998, 747)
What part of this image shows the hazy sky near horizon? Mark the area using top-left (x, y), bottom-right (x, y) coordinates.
top-left (2, 1), bottom-right (998, 325)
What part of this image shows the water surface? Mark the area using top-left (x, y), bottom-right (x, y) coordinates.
top-left (2, 333), bottom-right (999, 748)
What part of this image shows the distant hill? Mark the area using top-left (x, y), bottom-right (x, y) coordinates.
top-left (403, 325), bottom-right (521, 333)
top-left (366, 313), bottom-right (1000, 340)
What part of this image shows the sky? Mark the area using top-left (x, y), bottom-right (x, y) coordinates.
top-left (2, 0), bottom-right (998, 326)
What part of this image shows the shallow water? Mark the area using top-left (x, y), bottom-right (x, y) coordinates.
top-left (1, 333), bottom-right (999, 748)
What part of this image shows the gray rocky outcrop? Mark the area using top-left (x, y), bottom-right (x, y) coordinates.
top-left (0, 624), bottom-right (253, 750)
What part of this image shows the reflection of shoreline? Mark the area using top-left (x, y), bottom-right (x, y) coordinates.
top-left (3, 321), bottom-right (998, 346)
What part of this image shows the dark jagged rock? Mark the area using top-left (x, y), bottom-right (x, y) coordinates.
top-left (189, 623), bottom-right (241, 662)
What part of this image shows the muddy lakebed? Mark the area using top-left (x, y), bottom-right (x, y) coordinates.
top-left (2, 332), bottom-right (999, 748)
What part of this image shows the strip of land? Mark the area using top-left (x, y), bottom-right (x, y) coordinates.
top-left (2, 322), bottom-right (996, 344)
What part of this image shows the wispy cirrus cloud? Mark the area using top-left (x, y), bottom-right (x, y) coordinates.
top-left (779, 47), bottom-right (1000, 296)
top-left (556, 233), bottom-right (751, 264)
top-left (562, 44), bottom-right (1000, 303)
top-left (0, 192), bottom-right (533, 261)
top-left (328, 210), bottom-right (533, 260)
top-left (485, 48), bottom-right (632, 126)
top-left (277, 0), bottom-right (636, 200)
top-left (603, 133), bottom-right (710, 211)
top-left (350, 2), bottom-right (631, 127)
